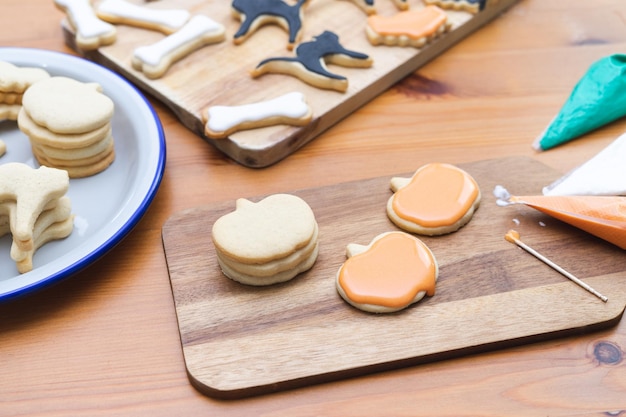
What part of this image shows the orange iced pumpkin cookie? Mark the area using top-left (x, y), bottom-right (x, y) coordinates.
top-left (336, 231), bottom-right (438, 313)
top-left (387, 163), bottom-right (481, 236)
top-left (365, 5), bottom-right (450, 48)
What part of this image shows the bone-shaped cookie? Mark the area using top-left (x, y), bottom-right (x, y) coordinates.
top-left (132, 14), bottom-right (225, 79)
top-left (54, 0), bottom-right (117, 50)
top-left (202, 92), bottom-right (312, 139)
top-left (97, 0), bottom-right (191, 34)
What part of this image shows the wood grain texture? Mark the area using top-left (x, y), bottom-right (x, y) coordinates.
top-left (63, 0), bottom-right (519, 167)
top-left (163, 156), bottom-right (626, 398)
top-left (4, 0), bottom-right (626, 415)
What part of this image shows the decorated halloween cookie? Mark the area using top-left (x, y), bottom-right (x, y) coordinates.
top-left (251, 30), bottom-right (373, 92)
top-left (132, 14), bottom-right (225, 79)
top-left (387, 163), bottom-right (481, 236)
top-left (366, 5), bottom-right (450, 48)
top-left (336, 231), bottom-right (438, 313)
top-left (424, 0), bottom-right (485, 14)
top-left (344, 0), bottom-right (409, 15)
top-left (54, 0), bottom-right (117, 50)
top-left (202, 92), bottom-right (312, 139)
top-left (97, 0), bottom-right (191, 34)
top-left (232, 0), bottom-right (309, 50)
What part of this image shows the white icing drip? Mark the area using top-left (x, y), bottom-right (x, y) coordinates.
top-left (55, 0), bottom-right (116, 39)
top-left (493, 185), bottom-right (513, 206)
top-left (133, 15), bottom-right (223, 67)
top-left (97, 0), bottom-right (190, 33)
top-left (207, 92), bottom-right (310, 133)
top-left (543, 132), bottom-right (626, 196)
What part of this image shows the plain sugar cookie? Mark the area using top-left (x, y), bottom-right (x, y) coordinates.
top-left (212, 193), bottom-right (319, 285)
top-left (21, 76), bottom-right (113, 134)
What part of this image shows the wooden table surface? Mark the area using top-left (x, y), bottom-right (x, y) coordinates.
top-left (2, 0), bottom-right (626, 415)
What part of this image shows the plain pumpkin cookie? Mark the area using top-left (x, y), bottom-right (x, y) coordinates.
top-left (18, 76), bottom-right (116, 178)
top-left (212, 193), bottom-right (319, 286)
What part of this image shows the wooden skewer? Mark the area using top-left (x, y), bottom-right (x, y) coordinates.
top-left (505, 230), bottom-right (608, 303)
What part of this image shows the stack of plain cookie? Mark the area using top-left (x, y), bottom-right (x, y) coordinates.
top-left (212, 194), bottom-right (319, 286)
top-left (0, 162), bottom-right (74, 273)
top-left (17, 76), bottom-right (116, 178)
top-left (0, 61), bottom-right (50, 121)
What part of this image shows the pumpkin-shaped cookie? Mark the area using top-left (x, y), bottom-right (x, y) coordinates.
top-left (387, 163), bottom-right (481, 236)
top-left (212, 193), bottom-right (319, 285)
top-left (336, 231), bottom-right (438, 313)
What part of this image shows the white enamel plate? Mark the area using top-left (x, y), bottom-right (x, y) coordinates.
top-left (0, 48), bottom-right (166, 300)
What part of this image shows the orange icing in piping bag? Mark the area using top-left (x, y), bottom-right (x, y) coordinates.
top-left (392, 163), bottom-right (480, 227)
top-left (367, 6), bottom-right (447, 39)
top-left (510, 195), bottom-right (626, 249)
top-left (338, 232), bottom-right (437, 309)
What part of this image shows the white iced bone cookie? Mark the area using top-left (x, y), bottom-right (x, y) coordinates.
top-left (96, 0), bottom-right (191, 34)
top-left (132, 14), bottom-right (225, 79)
top-left (54, 0), bottom-right (117, 50)
top-left (21, 76), bottom-right (114, 134)
top-left (212, 193), bottom-right (319, 285)
top-left (0, 163), bottom-right (70, 251)
top-left (202, 92), bottom-right (313, 139)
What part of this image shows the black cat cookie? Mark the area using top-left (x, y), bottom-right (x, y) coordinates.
top-left (232, 0), bottom-right (309, 50)
top-left (250, 31), bottom-right (373, 92)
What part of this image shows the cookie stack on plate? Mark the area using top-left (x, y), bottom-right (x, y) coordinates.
top-left (0, 61), bottom-right (50, 121)
top-left (17, 76), bottom-right (116, 178)
top-left (0, 162), bottom-right (74, 273)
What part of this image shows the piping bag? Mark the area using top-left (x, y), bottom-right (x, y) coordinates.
top-left (533, 54), bottom-right (626, 151)
top-left (495, 188), bottom-right (626, 250)
top-left (543, 131), bottom-right (626, 196)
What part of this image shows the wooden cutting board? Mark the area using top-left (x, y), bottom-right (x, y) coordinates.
top-left (162, 156), bottom-right (626, 399)
top-left (64, 0), bottom-right (520, 167)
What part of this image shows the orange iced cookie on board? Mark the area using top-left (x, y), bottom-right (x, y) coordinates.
top-left (365, 5), bottom-right (450, 48)
top-left (336, 232), bottom-right (438, 313)
top-left (387, 163), bottom-right (481, 236)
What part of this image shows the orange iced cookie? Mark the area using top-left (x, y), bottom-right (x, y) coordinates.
top-left (387, 163), bottom-right (481, 236)
top-left (365, 5), bottom-right (450, 48)
top-left (336, 231), bottom-right (438, 313)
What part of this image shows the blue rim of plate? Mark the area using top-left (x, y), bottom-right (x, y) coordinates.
top-left (0, 48), bottom-right (166, 301)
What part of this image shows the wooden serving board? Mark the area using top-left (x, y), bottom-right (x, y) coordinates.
top-left (64, 0), bottom-right (520, 167)
top-left (162, 156), bottom-right (626, 399)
